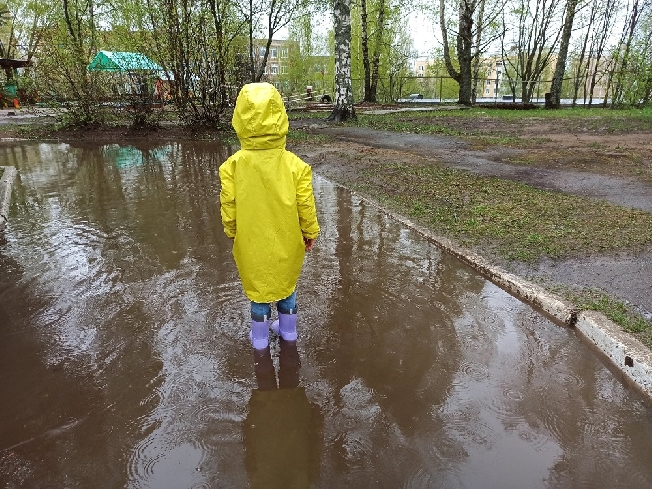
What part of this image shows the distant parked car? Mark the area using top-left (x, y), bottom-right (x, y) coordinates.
top-left (408, 93), bottom-right (424, 99)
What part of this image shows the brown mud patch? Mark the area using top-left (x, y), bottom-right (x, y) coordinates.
top-left (289, 124), bottom-right (652, 323)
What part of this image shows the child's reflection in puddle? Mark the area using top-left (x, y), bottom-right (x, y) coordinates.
top-left (244, 340), bottom-right (323, 489)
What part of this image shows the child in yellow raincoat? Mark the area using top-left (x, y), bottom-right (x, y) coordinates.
top-left (219, 83), bottom-right (320, 349)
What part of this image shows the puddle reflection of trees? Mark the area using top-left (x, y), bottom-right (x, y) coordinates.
top-left (305, 180), bottom-right (487, 481)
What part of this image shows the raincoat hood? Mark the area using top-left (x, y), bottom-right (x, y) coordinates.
top-left (232, 83), bottom-right (289, 150)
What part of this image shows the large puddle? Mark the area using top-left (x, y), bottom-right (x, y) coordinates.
top-left (1, 141), bottom-right (651, 488)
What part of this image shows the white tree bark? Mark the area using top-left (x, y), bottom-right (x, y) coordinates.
top-left (328, 0), bottom-right (355, 121)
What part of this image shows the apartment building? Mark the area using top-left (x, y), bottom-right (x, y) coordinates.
top-left (480, 57), bottom-right (503, 98)
top-left (412, 57), bottom-right (430, 77)
top-left (256, 39), bottom-right (295, 80)
top-left (253, 39), bottom-right (332, 96)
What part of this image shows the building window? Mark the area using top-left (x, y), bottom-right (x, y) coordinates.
top-left (270, 47), bottom-right (278, 58)
top-left (418, 65), bottom-right (424, 72)
top-left (418, 73), bottom-right (423, 77)
top-left (259, 47), bottom-right (266, 57)
top-left (281, 48), bottom-right (289, 58)
top-left (281, 65), bottom-right (288, 74)
top-left (271, 64), bottom-right (278, 74)
top-left (486, 89), bottom-right (490, 94)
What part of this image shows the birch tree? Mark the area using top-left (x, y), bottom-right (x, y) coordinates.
top-left (568, 0), bottom-right (596, 105)
top-left (608, 0), bottom-right (650, 106)
top-left (614, 2), bottom-right (652, 106)
top-left (328, 0), bottom-right (355, 121)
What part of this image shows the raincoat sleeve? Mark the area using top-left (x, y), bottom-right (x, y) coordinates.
top-left (297, 164), bottom-right (320, 240)
top-left (219, 159), bottom-right (237, 238)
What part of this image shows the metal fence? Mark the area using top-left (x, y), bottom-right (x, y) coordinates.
top-left (349, 75), bottom-right (611, 106)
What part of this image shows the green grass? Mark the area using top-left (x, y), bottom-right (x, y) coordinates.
top-left (349, 106), bottom-right (652, 145)
top-left (347, 162), bottom-right (652, 262)
top-left (559, 287), bottom-right (652, 348)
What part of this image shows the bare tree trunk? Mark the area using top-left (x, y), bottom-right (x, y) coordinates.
top-left (440, 0), bottom-right (490, 105)
top-left (328, 0), bottom-right (355, 121)
top-left (471, 0), bottom-right (486, 103)
top-left (571, 0), bottom-right (597, 105)
top-left (368, 0), bottom-right (386, 102)
top-left (587, 1), bottom-right (616, 106)
top-left (439, 0), bottom-right (462, 96)
top-left (456, 0), bottom-right (474, 105)
top-left (439, 0), bottom-right (460, 85)
top-left (611, 0), bottom-right (643, 106)
top-left (548, 0), bottom-right (578, 108)
top-left (502, 0), bottom-right (563, 103)
top-left (361, 0), bottom-right (372, 101)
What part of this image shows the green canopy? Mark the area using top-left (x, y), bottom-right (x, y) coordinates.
top-left (87, 51), bottom-right (162, 72)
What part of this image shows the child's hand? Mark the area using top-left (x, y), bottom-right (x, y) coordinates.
top-left (304, 237), bottom-right (315, 251)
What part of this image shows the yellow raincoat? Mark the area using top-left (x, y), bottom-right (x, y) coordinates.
top-left (219, 83), bottom-right (320, 303)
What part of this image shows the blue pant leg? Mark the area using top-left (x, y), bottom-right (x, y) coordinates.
top-left (251, 301), bottom-right (272, 321)
top-left (276, 290), bottom-right (297, 314)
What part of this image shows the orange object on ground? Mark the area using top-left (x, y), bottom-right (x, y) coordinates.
top-left (13, 99), bottom-right (20, 109)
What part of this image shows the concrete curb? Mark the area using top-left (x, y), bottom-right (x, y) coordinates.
top-left (0, 165), bottom-right (17, 232)
top-left (575, 311), bottom-right (652, 398)
top-left (322, 178), bottom-right (652, 400)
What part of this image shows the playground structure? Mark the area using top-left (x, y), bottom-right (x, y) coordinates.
top-left (87, 50), bottom-right (167, 106)
top-left (284, 86), bottom-right (333, 111)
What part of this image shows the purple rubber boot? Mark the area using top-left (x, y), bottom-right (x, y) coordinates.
top-left (250, 319), bottom-right (270, 349)
top-left (270, 313), bottom-right (298, 341)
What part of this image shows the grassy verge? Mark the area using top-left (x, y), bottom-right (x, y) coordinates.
top-left (350, 161), bottom-right (652, 261)
top-left (555, 287), bottom-right (652, 348)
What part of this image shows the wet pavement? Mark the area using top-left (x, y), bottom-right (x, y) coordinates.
top-left (1, 141), bottom-right (652, 488)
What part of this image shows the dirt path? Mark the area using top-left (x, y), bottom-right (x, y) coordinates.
top-left (311, 125), bottom-right (652, 213)
top-left (290, 123), bottom-right (652, 319)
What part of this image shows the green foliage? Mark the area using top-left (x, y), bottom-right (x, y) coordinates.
top-left (278, 18), bottom-right (333, 97)
top-left (33, 5), bottom-right (109, 126)
top-left (613, 18), bottom-right (652, 107)
top-left (348, 0), bottom-right (416, 102)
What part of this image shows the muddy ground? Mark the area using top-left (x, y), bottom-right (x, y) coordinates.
top-left (1, 106), bottom-right (651, 320)
top-left (289, 111), bottom-right (652, 319)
